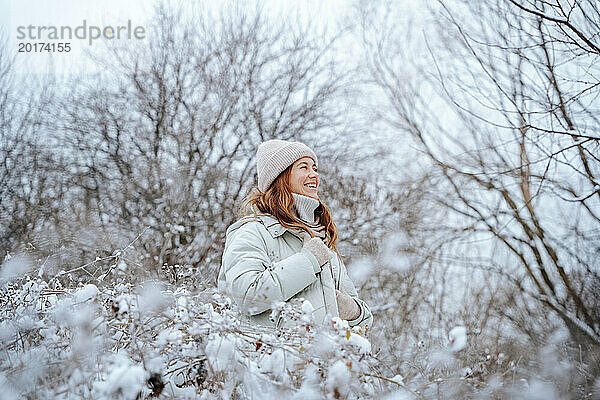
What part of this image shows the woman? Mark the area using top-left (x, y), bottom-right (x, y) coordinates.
top-left (218, 139), bottom-right (373, 331)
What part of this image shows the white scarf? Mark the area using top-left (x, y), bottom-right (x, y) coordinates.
top-left (292, 192), bottom-right (329, 244)
top-left (291, 192), bottom-right (319, 223)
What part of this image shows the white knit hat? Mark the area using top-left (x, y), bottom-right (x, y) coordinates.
top-left (256, 139), bottom-right (318, 192)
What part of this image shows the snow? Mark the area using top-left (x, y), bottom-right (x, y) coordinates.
top-left (71, 331), bottom-right (95, 359)
top-left (331, 316), bottom-right (350, 331)
top-left (116, 260), bottom-right (127, 271)
top-left (381, 391), bottom-right (416, 400)
top-left (520, 379), bottom-right (559, 400)
top-left (326, 360), bottom-right (351, 397)
top-left (448, 326), bottom-right (467, 352)
top-left (95, 358), bottom-right (146, 400)
top-left (73, 284), bottom-right (99, 302)
top-left (430, 348), bottom-right (456, 369)
top-left (172, 224), bottom-right (185, 233)
top-left (380, 232), bottom-right (412, 273)
top-left (301, 299), bottom-right (315, 323)
top-left (1, 273), bottom-right (590, 399)
top-left (15, 315), bottom-right (38, 332)
top-left (0, 321), bottom-right (14, 344)
top-left (0, 254), bottom-right (33, 282)
top-left (308, 333), bottom-right (336, 359)
top-left (167, 386), bottom-right (198, 399)
top-left (137, 281), bottom-right (168, 313)
top-left (113, 295), bottom-right (130, 315)
top-left (548, 327), bottom-right (570, 344)
top-left (347, 257), bottom-right (373, 286)
top-left (390, 374), bottom-right (404, 385)
top-left (293, 364), bottom-right (322, 400)
top-left (347, 331), bottom-right (372, 354)
top-left (205, 334), bottom-right (238, 373)
top-left (258, 348), bottom-right (286, 380)
top-left (292, 385), bottom-right (322, 400)
top-left (156, 328), bottom-right (184, 345)
top-left (0, 373), bottom-right (19, 400)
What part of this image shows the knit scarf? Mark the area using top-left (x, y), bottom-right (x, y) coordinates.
top-left (292, 193), bottom-right (330, 245)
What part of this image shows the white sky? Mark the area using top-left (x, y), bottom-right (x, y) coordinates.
top-left (2, 0), bottom-right (154, 74)
top-left (0, 0), bottom-right (351, 75)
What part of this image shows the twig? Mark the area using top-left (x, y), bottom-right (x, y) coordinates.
top-left (363, 373), bottom-right (423, 399)
top-left (52, 226), bottom-right (150, 280)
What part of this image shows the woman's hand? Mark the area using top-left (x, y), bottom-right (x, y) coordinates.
top-left (336, 289), bottom-right (361, 321)
top-left (302, 235), bottom-right (332, 266)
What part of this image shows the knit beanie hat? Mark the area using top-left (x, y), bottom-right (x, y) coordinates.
top-left (257, 139), bottom-right (318, 192)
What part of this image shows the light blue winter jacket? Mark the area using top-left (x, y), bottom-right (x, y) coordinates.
top-left (218, 213), bottom-right (373, 330)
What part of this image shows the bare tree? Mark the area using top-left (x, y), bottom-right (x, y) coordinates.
top-left (0, 35), bottom-right (60, 259)
top-left (358, 0), bottom-right (600, 393)
top-left (35, 3), bottom-right (357, 281)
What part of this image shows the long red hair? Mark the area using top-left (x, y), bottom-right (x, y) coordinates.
top-left (240, 166), bottom-right (340, 252)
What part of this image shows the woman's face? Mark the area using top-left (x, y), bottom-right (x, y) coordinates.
top-left (289, 157), bottom-right (319, 199)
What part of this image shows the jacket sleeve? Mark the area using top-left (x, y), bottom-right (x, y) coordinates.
top-left (221, 222), bottom-right (322, 316)
top-left (338, 261), bottom-right (374, 332)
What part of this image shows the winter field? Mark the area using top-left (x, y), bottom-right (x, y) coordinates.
top-left (1, 0), bottom-right (600, 399)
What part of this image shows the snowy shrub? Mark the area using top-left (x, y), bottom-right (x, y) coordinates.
top-left (1, 252), bottom-right (597, 399)
top-left (0, 255), bottom-right (401, 399)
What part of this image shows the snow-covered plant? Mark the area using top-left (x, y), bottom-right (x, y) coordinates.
top-left (2, 251), bottom-right (596, 399)
top-left (0, 254), bottom-right (413, 399)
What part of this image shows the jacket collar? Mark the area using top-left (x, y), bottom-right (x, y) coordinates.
top-left (231, 214), bottom-right (303, 239)
top-left (258, 214), bottom-right (301, 238)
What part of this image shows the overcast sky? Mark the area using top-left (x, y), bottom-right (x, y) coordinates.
top-left (0, 0), bottom-right (351, 75)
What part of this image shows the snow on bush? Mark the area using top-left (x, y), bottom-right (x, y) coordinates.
top-left (0, 257), bottom-right (395, 399)
top-left (0, 254), bottom-right (585, 399)
top-left (0, 254), bottom-right (33, 282)
top-left (448, 326), bottom-right (467, 352)
top-left (379, 232), bottom-right (413, 274)
top-left (347, 257), bottom-right (372, 287)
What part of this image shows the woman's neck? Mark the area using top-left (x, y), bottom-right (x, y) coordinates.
top-left (291, 192), bottom-right (319, 224)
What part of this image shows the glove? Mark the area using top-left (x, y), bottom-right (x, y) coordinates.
top-left (303, 237), bottom-right (333, 267)
top-left (336, 289), bottom-right (361, 321)
top-left (299, 231), bottom-right (332, 267)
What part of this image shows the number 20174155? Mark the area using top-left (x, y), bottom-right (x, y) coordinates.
top-left (18, 42), bottom-right (71, 52)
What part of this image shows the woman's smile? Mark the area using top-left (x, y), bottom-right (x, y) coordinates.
top-left (290, 157), bottom-right (319, 199)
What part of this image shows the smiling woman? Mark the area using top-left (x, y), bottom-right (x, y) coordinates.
top-left (217, 139), bottom-right (373, 331)
top-left (289, 157), bottom-right (319, 199)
